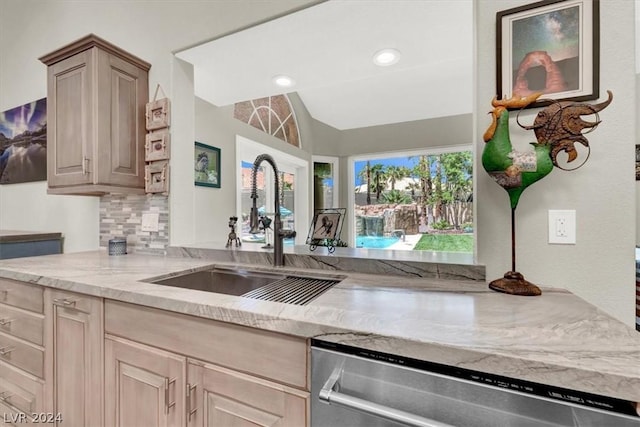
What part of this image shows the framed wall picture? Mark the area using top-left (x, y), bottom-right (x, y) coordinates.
top-left (145, 160), bottom-right (169, 194)
top-left (145, 129), bottom-right (170, 161)
top-left (496, 0), bottom-right (599, 109)
top-left (0, 98), bottom-right (47, 184)
top-left (146, 98), bottom-right (170, 131)
top-left (194, 142), bottom-right (220, 188)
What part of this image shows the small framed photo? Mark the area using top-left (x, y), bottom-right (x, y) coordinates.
top-left (145, 130), bottom-right (170, 161)
top-left (311, 212), bottom-right (341, 241)
top-left (145, 160), bottom-right (169, 194)
top-left (635, 145), bottom-right (640, 181)
top-left (194, 142), bottom-right (220, 188)
top-left (146, 98), bottom-right (171, 131)
top-left (497, 0), bottom-right (599, 109)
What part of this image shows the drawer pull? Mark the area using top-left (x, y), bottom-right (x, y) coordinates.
top-left (0, 289), bottom-right (9, 299)
top-left (0, 346), bottom-right (15, 357)
top-left (0, 318), bottom-right (13, 326)
top-left (53, 298), bottom-right (77, 307)
top-left (0, 391), bottom-right (29, 416)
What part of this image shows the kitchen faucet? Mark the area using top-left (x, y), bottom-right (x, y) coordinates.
top-left (249, 154), bottom-right (296, 266)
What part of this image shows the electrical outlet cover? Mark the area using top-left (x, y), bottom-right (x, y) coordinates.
top-left (548, 210), bottom-right (576, 244)
top-left (141, 212), bottom-right (160, 232)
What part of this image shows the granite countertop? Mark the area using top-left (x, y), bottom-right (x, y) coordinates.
top-left (0, 250), bottom-right (638, 405)
top-left (0, 230), bottom-right (62, 243)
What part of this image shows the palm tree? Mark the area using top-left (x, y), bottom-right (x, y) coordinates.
top-left (357, 161), bottom-right (372, 205)
top-left (385, 165), bottom-right (410, 191)
top-left (411, 155), bottom-right (432, 228)
top-left (369, 163), bottom-right (386, 201)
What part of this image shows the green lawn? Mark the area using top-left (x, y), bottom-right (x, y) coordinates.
top-left (413, 234), bottom-right (474, 253)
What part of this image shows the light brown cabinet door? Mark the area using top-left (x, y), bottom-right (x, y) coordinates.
top-left (187, 361), bottom-right (308, 427)
top-left (47, 49), bottom-right (95, 188)
top-left (44, 289), bottom-right (103, 427)
top-left (105, 336), bottom-right (186, 427)
top-left (94, 49), bottom-right (147, 188)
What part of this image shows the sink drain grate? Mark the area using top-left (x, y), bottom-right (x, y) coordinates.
top-left (242, 276), bottom-right (340, 305)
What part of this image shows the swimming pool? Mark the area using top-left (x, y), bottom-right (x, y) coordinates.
top-left (356, 236), bottom-right (400, 249)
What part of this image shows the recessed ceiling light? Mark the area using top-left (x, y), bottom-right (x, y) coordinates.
top-left (272, 75), bottom-right (295, 87)
top-left (373, 48), bottom-right (401, 67)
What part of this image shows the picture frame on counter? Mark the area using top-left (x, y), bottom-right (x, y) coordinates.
top-left (496, 0), bottom-right (599, 109)
top-left (145, 129), bottom-right (170, 161)
top-left (194, 141), bottom-right (221, 188)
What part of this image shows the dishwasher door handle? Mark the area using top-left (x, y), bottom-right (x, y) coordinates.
top-left (319, 367), bottom-right (455, 427)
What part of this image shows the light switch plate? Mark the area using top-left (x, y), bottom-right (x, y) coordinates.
top-left (548, 210), bottom-right (576, 244)
top-left (141, 213), bottom-right (160, 232)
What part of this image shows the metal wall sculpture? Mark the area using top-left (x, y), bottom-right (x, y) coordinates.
top-left (482, 90), bottom-right (613, 296)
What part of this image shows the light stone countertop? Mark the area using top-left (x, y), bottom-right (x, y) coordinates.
top-left (0, 250), bottom-right (639, 405)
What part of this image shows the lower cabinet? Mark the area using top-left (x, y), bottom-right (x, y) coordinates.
top-left (105, 336), bottom-right (186, 427)
top-left (44, 289), bottom-right (103, 427)
top-left (104, 336), bottom-right (309, 427)
top-left (187, 360), bottom-right (308, 427)
top-left (104, 301), bottom-right (310, 427)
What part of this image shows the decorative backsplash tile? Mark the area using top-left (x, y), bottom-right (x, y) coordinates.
top-left (99, 194), bottom-right (169, 254)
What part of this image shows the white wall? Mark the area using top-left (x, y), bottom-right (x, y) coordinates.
top-left (0, 0), bottom-right (318, 252)
top-left (476, 0), bottom-right (636, 326)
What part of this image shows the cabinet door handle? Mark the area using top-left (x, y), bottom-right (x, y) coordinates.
top-left (0, 318), bottom-right (14, 326)
top-left (0, 346), bottom-right (15, 357)
top-left (164, 377), bottom-right (176, 414)
top-left (82, 156), bottom-right (89, 175)
top-left (186, 383), bottom-right (197, 420)
top-left (53, 298), bottom-right (77, 308)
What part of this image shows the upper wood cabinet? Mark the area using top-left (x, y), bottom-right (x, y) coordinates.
top-left (39, 34), bottom-right (150, 195)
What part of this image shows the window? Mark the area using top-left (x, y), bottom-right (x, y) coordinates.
top-left (235, 136), bottom-right (309, 245)
top-left (350, 147), bottom-right (473, 254)
top-left (234, 95), bottom-right (301, 147)
top-left (312, 156), bottom-right (339, 212)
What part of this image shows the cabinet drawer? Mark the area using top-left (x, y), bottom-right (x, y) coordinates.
top-left (0, 334), bottom-right (44, 378)
top-left (0, 360), bottom-right (44, 425)
top-left (0, 304), bottom-right (44, 346)
top-left (105, 300), bottom-right (308, 390)
top-left (0, 279), bottom-right (43, 314)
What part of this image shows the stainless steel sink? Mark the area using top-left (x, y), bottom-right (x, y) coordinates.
top-left (151, 268), bottom-right (286, 296)
top-left (149, 267), bottom-right (343, 305)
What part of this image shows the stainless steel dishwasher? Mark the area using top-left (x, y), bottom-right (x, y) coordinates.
top-left (311, 340), bottom-right (640, 427)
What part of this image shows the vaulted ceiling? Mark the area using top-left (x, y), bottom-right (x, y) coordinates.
top-left (176, 0), bottom-right (473, 130)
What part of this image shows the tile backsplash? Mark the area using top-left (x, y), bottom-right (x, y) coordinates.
top-left (99, 194), bottom-right (169, 254)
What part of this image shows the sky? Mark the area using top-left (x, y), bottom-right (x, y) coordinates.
top-left (354, 157), bottom-right (419, 186)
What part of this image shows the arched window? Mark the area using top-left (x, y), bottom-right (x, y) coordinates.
top-left (234, 95), bottom-right (300, 147)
